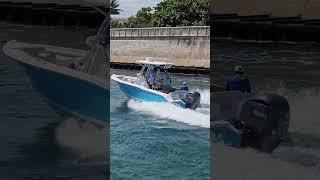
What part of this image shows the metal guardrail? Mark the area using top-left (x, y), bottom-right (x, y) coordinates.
top-left (110, 26), bottom-right (210, 38)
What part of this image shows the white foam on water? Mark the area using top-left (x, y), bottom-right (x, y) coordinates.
top-left (289, 90), bottom-right (320, 136)
top-left (192, 88), bottom-right (210, 105)
top-left (275, 88), bottom-right (320, 136)
top-left (213, 143), bottom-right (320, 180)
top-left (55, 118), bottom-right (108, 158)
top-left (212, 86), bottom-right (320, 179)
top-left (273, 146), bottom-right (320, 167)
top-left (127, 100), bottom-right (210, 128)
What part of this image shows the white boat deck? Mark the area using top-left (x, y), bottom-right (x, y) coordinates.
top-left (23, 47), bottom-right (85, 67)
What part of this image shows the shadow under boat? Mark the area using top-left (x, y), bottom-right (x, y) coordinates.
top-left (2, 18), bottom-right (109, 125)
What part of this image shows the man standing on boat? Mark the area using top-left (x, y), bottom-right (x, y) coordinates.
top-left (162, 70), bottom-right (172, 93)
top-left (147, 69), bottom-right (157, 89)
top-left (225, 65), bottom-right (251, 93)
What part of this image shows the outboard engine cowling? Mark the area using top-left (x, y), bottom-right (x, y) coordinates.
top-left (184, 91), bottom-right (201, 110)
top-left (236, 93), bottom-right (290, 153)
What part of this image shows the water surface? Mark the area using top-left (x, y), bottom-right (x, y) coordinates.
top-left (0, 22), bottom-right (108, 179)
top-left (110, 68), bottom-right (210, 179)
top-left (212, 41), bottom-right (320, 179)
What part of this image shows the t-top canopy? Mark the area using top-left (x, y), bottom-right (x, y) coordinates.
top-left (137, 57), bottom-right (174, 69)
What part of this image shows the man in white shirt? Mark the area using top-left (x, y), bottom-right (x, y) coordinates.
top-left (162, 70), bottom-right (171, 93)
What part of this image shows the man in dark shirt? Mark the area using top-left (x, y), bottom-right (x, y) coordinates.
top-left (180, 82), bottom-right (189, 91)
top-left (225, 65), bottom-right (251, 93)
top-left (147, 69), bottom-right (156, 89)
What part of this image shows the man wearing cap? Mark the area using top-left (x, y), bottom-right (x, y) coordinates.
top-left (225, 65), bottom-right (251, 93)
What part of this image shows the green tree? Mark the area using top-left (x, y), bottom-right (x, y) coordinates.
top-left (110, 0), bottom-right (122, 14)
top-left (111, 19), bottom-right (124, 28)
top-left (116, 0), bottom-right (209, 28)
top-left (152, 0), bottom-right (209, 27)
top-left (126, 7), bottom-right (153, 28)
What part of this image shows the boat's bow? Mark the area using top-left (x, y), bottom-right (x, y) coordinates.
top-left (3, 40), bottom-right (109, 124)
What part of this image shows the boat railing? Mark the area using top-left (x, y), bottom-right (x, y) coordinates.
top-left (110, 26), bottom-right (210, 38)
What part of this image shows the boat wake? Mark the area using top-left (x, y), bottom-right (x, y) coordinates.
top-left (273, 146), bottom-right (320, 167)
top-left (257, 86), bottom-right (320, 140)
top-left (213, 143), bottom-right (320, 180)
top-left (193, 88), bottom-right (210, 105)
top-left (55, 118), bottom-right (108, 159)
top-left (127, 89), bottom-right (210, 128)
top-left (213, 87), bottom-right (320, 179)
top-left (283, 88), bottom-right (320, 136)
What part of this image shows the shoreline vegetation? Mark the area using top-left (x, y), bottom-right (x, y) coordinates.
top-left (111, 0), bottom-right (209, 28)
top-left (109, 0), bottom-right (210, 74)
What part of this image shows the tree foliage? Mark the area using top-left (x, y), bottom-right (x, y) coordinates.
top-left (153, 0), bottom-right (209, 27)
top-left (126, 7), bottom-right (153, 28)
top-left (111, 0), bottom-right (209, 28)
top-left (111, 19), bottom-right (124, 28)
top-left (110, 0), bottom-right (122, 14)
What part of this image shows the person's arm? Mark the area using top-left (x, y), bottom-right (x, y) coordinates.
top-left (147, 76), bottom-right (150, 84)
top-left (148, 75), bottom-right (154, 85)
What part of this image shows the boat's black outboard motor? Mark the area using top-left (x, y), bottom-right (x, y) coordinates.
top-left (184, 91), bottom-right (201, 110)
top-left (236, 93), bottom-right (290, 153)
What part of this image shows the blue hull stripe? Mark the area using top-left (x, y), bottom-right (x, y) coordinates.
top-left (22, 63), bottom-right (109, 124)
top-left (117, 81), bottom-right (168, 103)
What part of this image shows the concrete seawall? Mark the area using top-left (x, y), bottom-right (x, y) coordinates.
top-left (110, 39), bottom-right (210, 74)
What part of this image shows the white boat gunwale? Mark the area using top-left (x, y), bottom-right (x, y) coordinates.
top-left (3, 40), bottom-right (107, 89)
top-left (136, 60), bottom-right (174, 66)
top-left (111, 74), bottom-right (175, 102)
